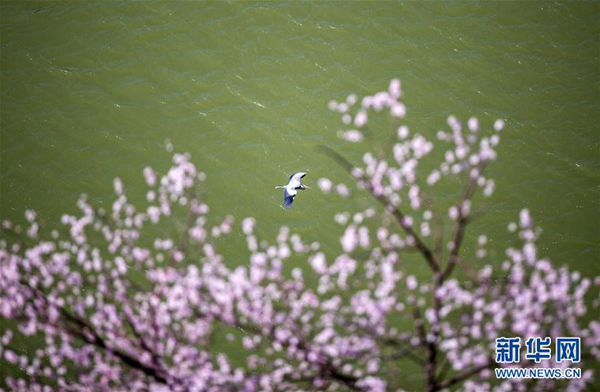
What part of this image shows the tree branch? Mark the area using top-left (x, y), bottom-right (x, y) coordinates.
top-left (319, 145), bottom-right (439, 273)
top-left (440, 162), bottom-right (486, 283)
top-left (20, 279), bottom-right (170, 385)
top-left (434, 360), bottom-right (493, 390)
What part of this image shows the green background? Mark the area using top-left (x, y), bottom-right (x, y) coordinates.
top-left (1, 1), bottom-right (598, 390)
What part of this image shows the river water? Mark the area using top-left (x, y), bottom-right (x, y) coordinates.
top-left (1, 1), bottom-right (598, 389)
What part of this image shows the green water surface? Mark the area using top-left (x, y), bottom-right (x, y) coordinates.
top-left (1, 1), bottom-right (598, 390)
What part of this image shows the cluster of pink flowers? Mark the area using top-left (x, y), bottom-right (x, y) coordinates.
top-left (329, 78), bottom-right (405, 144)
top-left (1, 80), bottom-right (598, 391)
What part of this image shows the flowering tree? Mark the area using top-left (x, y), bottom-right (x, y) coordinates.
top-left (1, 79), bottom-right (598, 392)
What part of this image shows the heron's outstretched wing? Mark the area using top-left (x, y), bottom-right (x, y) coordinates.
top-left (288, 172), bottom-right (307, 187)
top-left (284, 187), bottom-right (297, 209)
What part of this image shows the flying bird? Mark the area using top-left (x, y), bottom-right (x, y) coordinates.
top-left (275, 172), bottom-right (311, 209)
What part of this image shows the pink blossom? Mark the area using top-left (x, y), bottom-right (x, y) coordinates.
top-left (340, 225), bottom-right (358, 253)
top-left (448, 206), bottom-right (459, 220)
top-left (420, 222), bottom-right (431, 237)
top-left (346, 94), bottom-right (357, 106)
top-left (336, 183), bottom-right (350, 198)
top-left (334, 212), bottom-right (349, 225)
top-left (113, 178), bottom-right (123, 195)
top-left (354, 110), bottom-right (368, 127)
top-left (467, 117), bottom-right (479, 132)
top-left (25, 210), bottom-right (36, 223)
top-left (494, 118), bottom-right (505, 131)
top-left (406, 275), bottom-right (417, 290)
top-left (519, 208), bottom-right (532, 228)
top-left (338, 130), bottom-right (364, 143)
top-left (147, 206), bottom-right (160, 223)
top-left (390, 102), bottom-right (406, 118)
top-left (483, 179), bottom-right (495, 197)
top-left (389, 78), bottom-right (401, 98)
top-left (372, 92), bottom-right (391, 111)
top-left (427, 170), bottom-right (441, 186)
top-left (397, 125), bottom-right (409, 139)
top-left (143, 166), bottom-right (157, 186)
top-left (242, 217), bottom-right (256, 235)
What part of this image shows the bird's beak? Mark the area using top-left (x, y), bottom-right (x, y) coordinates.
top-left (304, 185), bottom-right (311, 190)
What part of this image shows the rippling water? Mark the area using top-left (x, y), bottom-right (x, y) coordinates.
top-left (1, 1), bottom-right (598, 389)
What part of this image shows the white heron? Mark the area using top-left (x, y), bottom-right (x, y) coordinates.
top-left (275, 172), bottom-right (311, 209)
